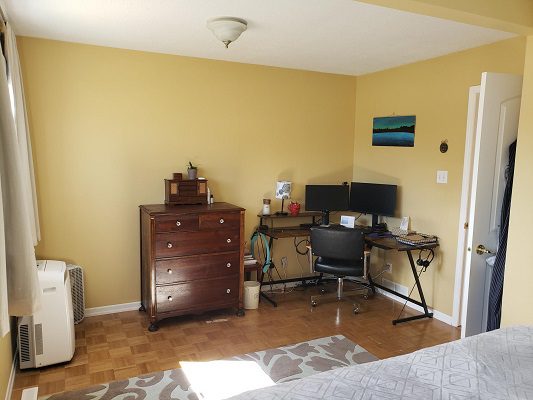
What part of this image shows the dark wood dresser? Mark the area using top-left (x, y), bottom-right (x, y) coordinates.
top-left (139, 203), bottom-right (245, 331)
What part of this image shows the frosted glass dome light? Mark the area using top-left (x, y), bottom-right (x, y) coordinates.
top-left (207, 17), bottom-right (248, 48)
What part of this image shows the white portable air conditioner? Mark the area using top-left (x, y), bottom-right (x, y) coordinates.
top-left (18, 260), bottom-right (75, 369)
top-left (67, 264), bottom-right (85, 324)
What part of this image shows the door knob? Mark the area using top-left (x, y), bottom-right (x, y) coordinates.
top-left (476, 244), bottom-right (495, 255)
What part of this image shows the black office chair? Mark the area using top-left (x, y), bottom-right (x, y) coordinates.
top-left (310, 226), bottom-right (370, 313)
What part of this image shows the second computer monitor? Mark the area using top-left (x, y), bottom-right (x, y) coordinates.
top-left (350, 182), bottom-right (397, 227)
top-left (305, 184), bottom-right (349, 226)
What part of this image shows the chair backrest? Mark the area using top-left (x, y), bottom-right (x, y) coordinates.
top-left (310, 226), bottom-right (365, 262)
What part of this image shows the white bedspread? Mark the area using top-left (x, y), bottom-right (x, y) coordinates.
top-left (228, 326), bottom-right (533, 399)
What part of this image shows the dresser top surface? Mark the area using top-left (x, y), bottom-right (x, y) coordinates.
top-left (140, 202), bottom-right (245, 215)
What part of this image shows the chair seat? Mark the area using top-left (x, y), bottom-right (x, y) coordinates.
top-left (315, 257), bottom-right (363, 277)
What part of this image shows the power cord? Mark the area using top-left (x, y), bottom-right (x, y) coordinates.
top-left (294, 237), bottom-right (309, 255)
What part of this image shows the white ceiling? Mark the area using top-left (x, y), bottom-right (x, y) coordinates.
top-left (3, 0), bottom-right (515, 76)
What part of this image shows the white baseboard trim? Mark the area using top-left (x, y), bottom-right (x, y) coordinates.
top-left (260, 281), bottom-right (300, 292)
top-left (81, 286), bottom-right (453, 325)
top-left (376, 288), bottom-right (453, 326)
top-left (5, 350), bottom-right (17, 400)
top-left (262, 280), bottom-right (452, 325)
top-left (85, 301), bottom-right (141, 317)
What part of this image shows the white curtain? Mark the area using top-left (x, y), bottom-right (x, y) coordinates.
top-left (0, 168), bottom-right (7, 337)
top-left (0, 23), bottom-right (41, 337)
top-left (5, 24), bottom-right (40, 245)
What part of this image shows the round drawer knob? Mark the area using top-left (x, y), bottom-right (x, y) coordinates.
top-left (176, 221), bottom-right (181, 227)
top-left (226, 262), bottom-right (231, 268)
top-left (167, 296), bottom-right (173, 301)
top-left (219, 218), bottom-right (225, 224)
top-left (167, 242), bottom-right (173, 249)
top-left (226, 238), bottom-right (231, 243)
top-left (226, 289), bottom-right (231, 294)
top-left (167, 269), bottom-right (172, 274)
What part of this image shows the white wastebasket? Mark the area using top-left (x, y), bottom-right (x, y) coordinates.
top-left (244, 281), bottom-right (260, 309)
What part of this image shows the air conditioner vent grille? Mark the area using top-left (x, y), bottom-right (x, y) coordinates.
top-left (67, 265), bottom-right (85, 324)
top-left (19, 324), bottom-right (31, 363)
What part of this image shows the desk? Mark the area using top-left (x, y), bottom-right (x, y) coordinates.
top-left (256, 212), bottom-right (322, 307)
top-left (258, 211), bottom-right (321, 229)
top-left (365, 236), bottom-right (438, 325)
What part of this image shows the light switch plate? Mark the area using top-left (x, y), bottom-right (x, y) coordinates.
top-left (437, 170), bottom-right (448, 184)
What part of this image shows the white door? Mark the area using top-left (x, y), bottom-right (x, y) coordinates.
top-left (460, 72), bottom-right (522, 338)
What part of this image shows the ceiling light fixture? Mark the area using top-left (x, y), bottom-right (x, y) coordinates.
top-left (207, 17), bottom-right (247, 48)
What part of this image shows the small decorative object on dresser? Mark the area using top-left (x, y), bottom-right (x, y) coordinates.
top-left (187, 161), bottom-right (198, 180)
top-left (165, 172), bottom-right (208, 205)
top-left (139, 203), bottom-right (246, 331)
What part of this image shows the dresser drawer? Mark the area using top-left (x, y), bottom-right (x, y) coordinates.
top-left (156, 276), bottom-right (239, 314)
top-left (199, 212), bottom-right (240, 230)
top-left (155, 230), bottom-right (240, 258)
top-left (155, 215), bottom-right (199, 233)
top-left (155, 252), bottom-right (239, 284)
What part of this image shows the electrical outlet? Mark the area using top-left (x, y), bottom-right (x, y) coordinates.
top-left (281, 256), bottom-right (288, 268)
top-left (385, 262), bottom-right (392, 273)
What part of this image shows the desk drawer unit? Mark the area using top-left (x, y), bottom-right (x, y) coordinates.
top-left (140, 203), bottom-right (245, 331)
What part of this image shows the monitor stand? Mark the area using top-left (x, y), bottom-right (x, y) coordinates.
top-left (371, 214), bottom-right (387, 233)
top-left (371, 214), bottom-right (379, 228)
top-left (320, 210), bottom-right (330, 226)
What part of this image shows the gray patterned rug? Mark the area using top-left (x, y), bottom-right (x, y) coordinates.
top-left (43, 335), bottom-right (377, 400)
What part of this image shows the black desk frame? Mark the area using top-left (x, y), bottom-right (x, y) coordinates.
top-left (365, 237), bottom-right (437, 325)
top-left (256, 212), bottom-right (322, 307)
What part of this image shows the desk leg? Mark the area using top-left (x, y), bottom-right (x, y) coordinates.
top-left (258, 268), bottom-right (278, 307)
top-left (258, 236), bottom-right (278, 307)
top-left (366, 275), bottom-right (377, 295)
top-left (391, 251), bottom-right (433, 325)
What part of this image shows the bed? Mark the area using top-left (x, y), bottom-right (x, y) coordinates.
top-left (228, 326), bottom-right (533, 399)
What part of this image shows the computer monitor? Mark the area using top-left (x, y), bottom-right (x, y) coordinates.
top-left (305, 184), bottom-right (349, 226)
top-left (349, 182), bottom-right (397, 228)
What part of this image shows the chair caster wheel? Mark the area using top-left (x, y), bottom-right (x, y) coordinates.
top-left (311, 300), bottom-right (317, 307)
top-left (148, 323), bottom-right (159, 332)
top-left (363, 294), bottom-right (369, 300)
top-left (353, 306), bottom-right (360, 314)
top-left (320, 288), bottom-right (327, 294)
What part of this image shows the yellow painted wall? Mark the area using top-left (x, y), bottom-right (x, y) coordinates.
top-left (359, 0), bottom-right (533, 34)
top-left (0, 332), bottom-right (12, 400)
top-left (501, 35), bottom-right (533, 325)
top-left (18, 37), bottom-right (357, 308)
top-left (353, 37), bottom-right (526, 316)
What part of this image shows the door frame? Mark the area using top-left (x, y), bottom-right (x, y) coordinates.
top-left (451, 85), bottom-right (480, 328)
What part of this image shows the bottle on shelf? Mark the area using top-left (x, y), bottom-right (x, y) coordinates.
top-left (262, 199), bottom-right (271, 215)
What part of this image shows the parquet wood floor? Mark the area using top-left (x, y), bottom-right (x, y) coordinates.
top-left (11, 285), bottom-right (460, 399)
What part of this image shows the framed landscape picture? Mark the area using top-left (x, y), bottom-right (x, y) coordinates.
top-left (372, 115), bottom-right (416, 147)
